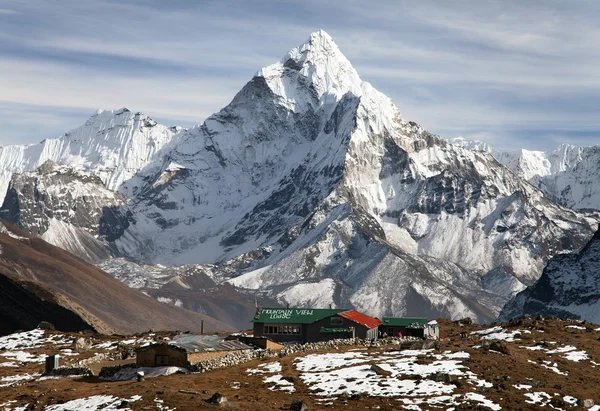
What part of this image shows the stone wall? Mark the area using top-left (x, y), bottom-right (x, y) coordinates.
top-left (49, 366), bottom-right (94, 377)
top-left (187, 350), bottom-right (230, 364)
top-left (100, 336), bottom-right (428, 377)
top-left (189, 336), bottom-right (425, 373)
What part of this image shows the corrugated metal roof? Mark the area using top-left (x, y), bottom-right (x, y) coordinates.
top-left (169, 335), bottom-right (253, 353)
top-left (338, 310), bottom-right (381, 329)
top-left (381, 317), bottom-right (428, 327)
top-left (251, 307), bottom-right (346, 324)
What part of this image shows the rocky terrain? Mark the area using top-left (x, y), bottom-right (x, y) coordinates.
top-left (1, 160), bottom-right (128, 262)
top-left (1, 318), bottom-right (600, 410)
top-left (501, 228), bottom-right (600, 323)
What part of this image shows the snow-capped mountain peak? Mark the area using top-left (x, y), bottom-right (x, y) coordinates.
top-left (0, 108), bottom-right (181, 203)
top-left (257, 30), bottom-right (364, 109)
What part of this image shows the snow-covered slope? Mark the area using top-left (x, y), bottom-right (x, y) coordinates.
top-left (449, 139), bottom-right (600, 211)
top-left (96, 30), bottom-right (597, 321)
top-left (500, 228), bottom-right (600, 323)
top-left (0, 108), bottom-right (180, 202)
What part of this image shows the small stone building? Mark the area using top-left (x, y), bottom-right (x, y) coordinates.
top-left (252, 307), bottom-right (381, 343)
top-left (380, 317), bottom-right (440, 339)
top-left (136, 335), bottom-right (253, 367)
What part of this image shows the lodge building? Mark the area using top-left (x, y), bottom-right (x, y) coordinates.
top-left (252, 307), bottom-right (381, 343)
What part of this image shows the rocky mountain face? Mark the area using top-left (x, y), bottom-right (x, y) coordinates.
top-left (1, 160), bottom-right (129, 262)
top-left (450, 138), bottom-right (600, 211)
top-left (500, 228), bottom-right (600, 323)
top-left (1, 30), bottom-right (598, 324)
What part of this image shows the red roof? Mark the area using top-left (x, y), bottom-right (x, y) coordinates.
top-left (338, 310), bottom-right (382, 329)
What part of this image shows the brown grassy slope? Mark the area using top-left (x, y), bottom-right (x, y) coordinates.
top-left (0, 221), bottom-right (231, 334)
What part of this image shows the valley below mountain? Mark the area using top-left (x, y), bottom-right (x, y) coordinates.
top-left (0, 221), bottom-right (230, 335)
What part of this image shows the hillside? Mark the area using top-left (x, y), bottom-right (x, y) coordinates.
top-left (0, 318), bottom-right (599, 410)
top-left (0, 221), bottom-right (230, 335)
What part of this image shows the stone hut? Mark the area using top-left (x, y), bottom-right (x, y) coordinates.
top-left (136, 334), bottom-right (253, 367)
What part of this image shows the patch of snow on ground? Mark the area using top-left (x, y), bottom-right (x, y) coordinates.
top-left (563, 395), bottom-right (578, 405)
top-left (1, 351), bottom-right (47, 363)
top-left (0, 361), bottom-right (17, 367)
top-left (0, 373), bottom-right (41, 387)
top-left (399, 393), bottom-right (501, 410)
top-left (520, 345), bottom-right (545, 351)
top-left (563, 350), bottom-right (589, 361)
top-left (478, 329), bottom-right (530, 342)
top-left (540, 360), bottom-right (568, 376)
top-left (463, 393), bottom-right (502, 411)
top-left (470, 326), bottom-right (503, 336)
top-left (566, 325), bottom-right (586, 330)
top-left (0, 329), bottom-right (70, 350)
top-left (294, 352), bottom-right (370, 372)
top-left (521, 343), bottom-right (589, 362)
top-left (514, 384), bottom-right (533, 390)
top-left (300, 364), bottom-right (456, 397)
top-left (101, 367), bottom-right (188, 381)
top-left (263, 374), bottom-right (295, 393)
top-left (246, 361), bottom-right (282, 374)
top-left (546, 345), bottom-right (577, 354)
top-left (44, 395), bottom-right (142, 411)
top-left (293, 350), bottom-right (477, 398)
top-left (524, 391), bottom-right (552, 405)
top-left (153, 398), bottom-right (175, 411)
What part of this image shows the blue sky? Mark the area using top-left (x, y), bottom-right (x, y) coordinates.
top-left (1, 0), bottom-right (599, 150)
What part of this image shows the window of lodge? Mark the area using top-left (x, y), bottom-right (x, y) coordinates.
top-left (263, 324), bottom-right (301, 334)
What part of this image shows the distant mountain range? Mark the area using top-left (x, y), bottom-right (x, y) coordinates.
top-left (0, 30), bottom-right (598, 326)
top-left (450, 138), bottom-right (600, 210)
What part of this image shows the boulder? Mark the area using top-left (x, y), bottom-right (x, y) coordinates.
top-left (290, 399), bottom-right (309, 411)
top-left (370, 363), bottom-right (392, 377)
top-left (489, 341), bottom-right (510, 355)
top-left (206, 392), bottom-right (227, 404)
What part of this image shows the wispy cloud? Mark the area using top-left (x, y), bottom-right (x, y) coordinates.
top-left (0, 0), bottom-right (599, 150)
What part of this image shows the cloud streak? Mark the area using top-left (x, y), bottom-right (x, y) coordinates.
top-left (0, 0), bottom-right (599, 150)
